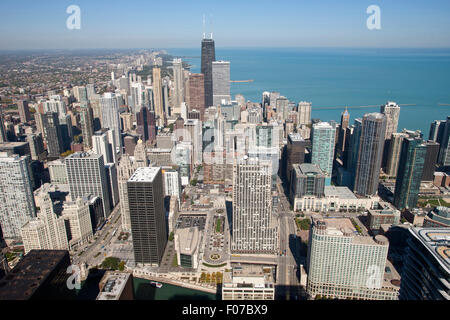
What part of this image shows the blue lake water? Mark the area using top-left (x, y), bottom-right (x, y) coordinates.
top-left (169, 47), bottom-right (450, 136)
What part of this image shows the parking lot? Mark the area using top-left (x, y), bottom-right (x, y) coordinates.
top-left (175, 215), bottom-right (207, 230)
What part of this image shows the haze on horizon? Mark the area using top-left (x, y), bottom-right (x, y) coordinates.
top-left (1, 0), bottom-right (450, 50)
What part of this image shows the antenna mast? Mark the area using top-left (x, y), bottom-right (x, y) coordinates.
top-left (202, 14), bottom-right (206, 39)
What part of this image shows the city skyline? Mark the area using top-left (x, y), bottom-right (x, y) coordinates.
top-left (1, 0), bottom-right (450, 50)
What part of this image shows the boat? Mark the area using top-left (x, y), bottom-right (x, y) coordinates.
top-left (150, 281), bottom-right (163, 288)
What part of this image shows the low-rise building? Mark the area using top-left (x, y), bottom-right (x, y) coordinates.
top-left (367, 201), bottom-right (401, 234)
top-left (96, 272), bottom-right (135, 300)
top-left (174, 227), bottom-right (201, 269)
top-left (222, 265), bottom-right (275, 300)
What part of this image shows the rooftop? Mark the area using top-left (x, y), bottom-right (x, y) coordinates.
top-left (410, 227), bottom-right (450, 273)
top-left (128, 166), bottom-right (160, 182)
top-left (324, 186), bottom-right (357, 199)
top-left (0, 250), bottom-right (70, 300)
top-left (176, 227), bottom-right (200, 255)
top-left (97, 272), bottom-right (132, 300)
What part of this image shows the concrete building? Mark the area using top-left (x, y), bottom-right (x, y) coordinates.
top-left (187, 73), bottom-right (205, 120)
top-left (152, 67), bottom-right (164, 120)
top-left (128, 167), bottom-right (167, 266)
top-left (172, 58), bottom-right (184, 113)
top-left (37, 112), bottom-right (64, 159)
top-left (400, 227), bottom-right (450, 300)
top-left (306, 217), bottom-right (400, 300)
top-left (290, 163), bottom-right (325, 203)
top-left (0, 153), bottom-right (35, 239)
top-left (48, 159), bottom-right (68, 184)
top-left (21, 192), bottom-right (68, 254)
top-left (367, 202), bottom-right (401, 234)
top-left (380, 101), bottom-right (400, 140)
top-left (212, 61), bottom-right (231, 107)
top-left (222, 265), bottom-right (275, 300)
top-left (17, 100), bottom-right (31, 123)
top-left (65, 152), bottom-right (111, 218)
top-left (62, 198), bottom-right (94, 247)
top-left (354, 113), bottom-right (386, 197)
top-left (231, 157), bottom-right (278, 254)
top-left (293, 186), bottom-right (379, 213)
top-left (298, 101), bottom-right (312, 126)
top-left (385, 132), bottom-right (406, 177)
top-left (100, 92), bottom-right (122, 155)
top-left (174, 227), bottom-right (200, 269)
top-left (162, 167), bottom-right (181, 199)
top-left (97, 272), bottom-right (135, 300)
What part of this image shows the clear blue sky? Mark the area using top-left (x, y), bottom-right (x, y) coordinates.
top-left (1, 0), bottom-right (450, 50)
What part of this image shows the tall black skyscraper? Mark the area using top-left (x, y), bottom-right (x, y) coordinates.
top-left (128, 167), bottom-right (167, 266)
top-left (39, 112), bottom-right (64, 159)
top-left (201, 37), bottom-right (215, 108)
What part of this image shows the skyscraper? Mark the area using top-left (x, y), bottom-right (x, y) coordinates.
top-left (38, 112), bottom-right (64, 159)
top-left (394, 136), bottom-right (426, 210)
top-left (0, 153), bottom-right (35, 239)
top-left (100, 92), bottom-right (122, 155)
top-left (128, 167), bottom-right (167, 266)
top-left (187, 73), bottom-right (205, 120)
top-left (385, 132), bottom-right (407, 177)
top-left (337, 108), bottom-right (350, 156)
top-left (17, 100), bottom-right (31, 123)
top-left (92, 129), bottom-right (117, 164)
top-left (201, 37), bottom-right (216, 108)
top-left (231, 157), bottom-right (278, 254)
top-left (136, 106), bottom-right (156, 144)
top-left (212, 61), bottom-right (231, 107)
top-left (172, 58), bottom-right (184, 112)
top-left (152, 67), bottom-right (164, 121)
top-left (380, 101), bottom-right (400, 140)
top-left (65, 152), bottom-right (111, 218)
top-left (285, 133), bottom-right (306, 185)
top-left (311, 122), bottom-right (335, 185)
top-left (399, 227), bottom-right (450, 300)
top-left (80, 103), bottom-right (94, 149)
top-left (354, 113), bottom-right (386, 196)
top-left (297, 101), bottom-right (312, 126)
top-left (422, 140), bottom-right (440, 181)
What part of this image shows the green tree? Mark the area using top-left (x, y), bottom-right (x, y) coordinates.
top-left (101, 257), bottom-right (121, 270)
top-left (168, 232), bottom-right (174, 241)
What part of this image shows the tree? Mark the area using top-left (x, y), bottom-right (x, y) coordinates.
top-left (168, 232), bottom-right (174, 241)
top-left (101, 257), bottom-right (121, 270)
top-left (118, 261), bottom-right (126, 271)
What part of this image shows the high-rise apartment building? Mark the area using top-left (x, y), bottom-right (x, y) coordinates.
top-left (385, 132), bottom-right (407, 177)
top-left (422, 140), bottom-right (440, 181)
top-left (311, 122), bottom-right (335, 184)
top-left (212, 61), bottom-right (231, 107)
top-left (128, 167), bottom-right (167, 266)
top-left (298, 101), bottom-right (312, 126)
top-left (65, 152), bottom-right (111, 218)
top-left (0, 153), bottom-right (35, 239)
top-left (306, 217), bottom-right (399, 300)
top-left (285, 133), bottom-right (306, 185)
top-left (231, 157), bottom-right (278, 254)
top-left (394, 136), bottom-right (427, 210)
top-left (17, 100), bottom-right (31, 123)
top-left (187, 73), bottom-right (205, 120)
top-left (354, 113), bottom-right (386, 196)
top-left (400, 227), bottom-right (450, 300)
top-left (80, 103), bottom-right (94, 149)
top-left (380, 101), bottom-right (400, 140)
top-left (201, 37), bottom-right (216, 108)
top-left (92, 129), bottom-right (117, 165)
top-left (37, 112), bottom-right (64, 159)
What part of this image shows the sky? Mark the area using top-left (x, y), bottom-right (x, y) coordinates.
top-left (0, 0), bottom-right (450, 50)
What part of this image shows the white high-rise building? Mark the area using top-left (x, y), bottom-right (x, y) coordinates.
top-left (65, 152), bottom-right (111, 218)
top-left (21, 192), bottom-right (68, 254)
top-left (117, 152), bottom-right (148, 232)
top-left (100, 92), bottom-right (122, 154)
top-left (0, 153), bottom-right (35, 239)
top-left (92, 128), bottom-right (118, 165)
top-left (380, 101), bottom-right (400, 140)
top-left (306, 217), bottom-right (399, 300)
top-left (231, 157), bottom-right (278, 254)
top-left (62, 198), bottom-right (93, 247)
top-left (162, 167), bottom-right (181, 198)
top-left (172, 59), bottom-right (184, 111)
top-left (43, 95), bottom-right (67, 118)
top-left (298, 101), bottom-right (312, 126)
top-left (212, 61), bottom-right (231, 107)
top-left (184, 119), bottom-right (203, 165)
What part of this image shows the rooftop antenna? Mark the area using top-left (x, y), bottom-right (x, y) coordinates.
top-left (202, 14), bottom-right (206, 39)
top-left (209, 13), bottom-right (213, 39)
